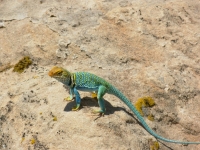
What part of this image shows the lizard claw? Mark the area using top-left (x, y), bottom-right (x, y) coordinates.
top-left (64, 96), bottom-right (73, 101)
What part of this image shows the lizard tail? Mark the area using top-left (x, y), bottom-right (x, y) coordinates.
top-left (110, 85), bottom-right (200, 144)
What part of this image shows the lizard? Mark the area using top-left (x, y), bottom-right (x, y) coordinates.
top-left (48, 66), bottom-right (200, 144)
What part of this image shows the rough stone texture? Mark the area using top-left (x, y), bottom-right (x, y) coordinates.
top-left (0, 0), bottom-right (200, 149)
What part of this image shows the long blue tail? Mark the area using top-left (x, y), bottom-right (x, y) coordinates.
top-left (110, 85), bottom-right (200, 144)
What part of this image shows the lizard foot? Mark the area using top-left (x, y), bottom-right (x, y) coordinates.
top-left (64, 96), bottom-right (73, 101)
top-left (92, 110), bottom-right (105, 117)
top-left (72, 104), bottom-right (80, 111)
top-left (91, 92), bottom-right (97, 98)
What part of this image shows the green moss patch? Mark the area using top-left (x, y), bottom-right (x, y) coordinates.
top-left (13, 56), bottom-right (32, 73)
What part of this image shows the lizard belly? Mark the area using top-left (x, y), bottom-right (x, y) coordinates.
top-left (76, 86), bottom-right (99, 92)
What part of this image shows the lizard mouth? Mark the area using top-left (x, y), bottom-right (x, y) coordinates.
top-left (48, 71), bottom-right (53, 77)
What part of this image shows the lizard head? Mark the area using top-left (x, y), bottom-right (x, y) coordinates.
top-left (48, 66), bottom-right (72, 85)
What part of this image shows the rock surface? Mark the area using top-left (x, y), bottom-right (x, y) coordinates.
top-left (0, 0), bottom-right (200, 149)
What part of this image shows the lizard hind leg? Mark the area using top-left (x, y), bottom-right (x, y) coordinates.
top-left (92, 98), bottom-right (106, 116)
top-left (92, 86), bottom-right (107, 115)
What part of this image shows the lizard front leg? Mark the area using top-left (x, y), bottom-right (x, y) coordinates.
top-left (72, 88), bottom-right (81, 111)
top-left (64, 88), bottom-right (74, 101)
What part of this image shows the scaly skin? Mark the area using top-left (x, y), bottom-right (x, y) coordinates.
top-left (48, 66), bottom-right (200, 144)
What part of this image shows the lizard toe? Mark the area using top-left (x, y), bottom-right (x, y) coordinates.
top-left (64, 96), bottom-right (73, 101)
top-left (72, 104), bottom-right (80, 111)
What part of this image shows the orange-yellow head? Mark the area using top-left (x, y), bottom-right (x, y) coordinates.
top-left (48, 66), bottom-right (72, 85)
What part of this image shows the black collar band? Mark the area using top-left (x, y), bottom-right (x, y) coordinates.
top-left (68, 77), bottom-right (72, 86)
top-left (69, 74), bottom-right (75, 88)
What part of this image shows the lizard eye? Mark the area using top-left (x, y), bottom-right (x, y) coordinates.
top-left (57, 72), bottom-right (62, 76)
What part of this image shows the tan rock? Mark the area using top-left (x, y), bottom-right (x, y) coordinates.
top-left (0, 0), bottom-right (200, 150)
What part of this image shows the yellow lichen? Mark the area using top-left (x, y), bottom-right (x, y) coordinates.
top-left (53, 116), bottom-right (57, 121)
top-left (13, 56), bottom-right (32, 73)
top-left (33, 75), bottom-right (39, 79)
top-left (134, 96), bottom-right (155, 116)
top-left (21, 137), bottom-right (25, 143)
top-left (150, 141), bottom-right (160, 150)
top-left (31, 138), bottom-right (36, 145)
top-left (147, 114), bottom-right (154, 121)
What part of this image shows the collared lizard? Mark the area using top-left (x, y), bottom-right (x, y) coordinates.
top-left (48, 66), bottom-right (200, 144)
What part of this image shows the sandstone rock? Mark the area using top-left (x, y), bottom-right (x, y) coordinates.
top-left (0, 0), bottom-right (200, 150)
top-left (0, 21), bottom-right (4, 28)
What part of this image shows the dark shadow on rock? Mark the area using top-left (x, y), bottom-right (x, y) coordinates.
top-left (63, 97), bottom-right (150, 133)
top-left (63, 96), bottom-right (100, 112)
top-left (63, 96), bottom-right (136, 119)
top-left (63, 99), bottom-right (76, 112)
